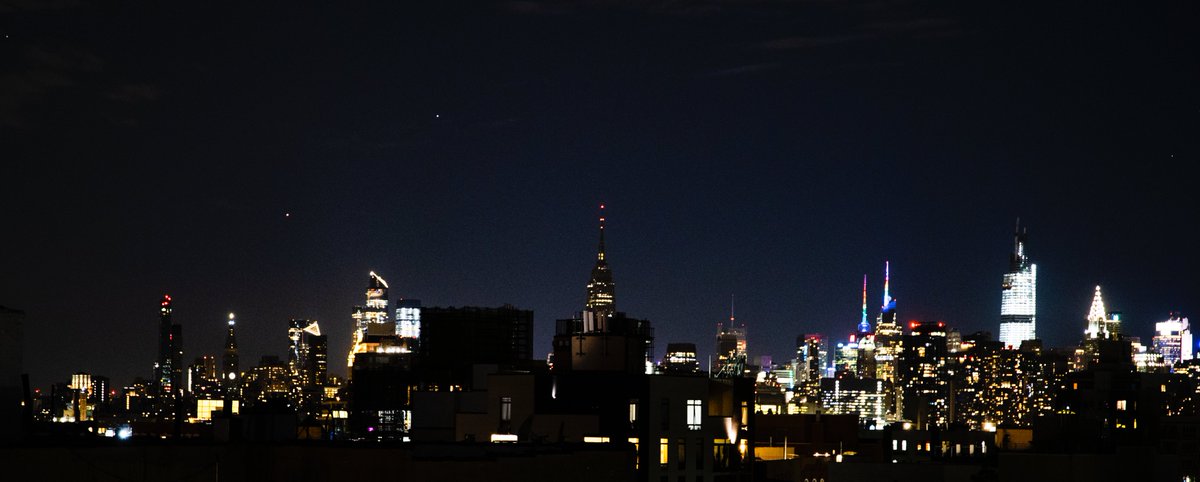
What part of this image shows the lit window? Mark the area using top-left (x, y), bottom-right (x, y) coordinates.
top-left (686, 400), bottom-right (702, 430)
top-left (629, 400), bottom-right (638, 424)
top-left (660, 438), bottom-right (669, 466)
top-left (500, 397), bottom-right (512, 422)
top-left (1116, 400), bottom-right (1126, 411)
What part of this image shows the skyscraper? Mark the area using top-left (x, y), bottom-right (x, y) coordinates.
top-left (152, 295), bottom-right (183, 418)
top-left (1084, 285), bottom-right (1121, 340)
top-left (289, 319), bottom-right (318, 378)
top-left (876, 261), bottom-right (899, 337)
top-left (999, 221), bottom-right (1037, 349)
top-left (153, 295), bottom-right (175, 398)
top-left (348, 272), bottom-right (392, 368)
top-left (223, 312), bottom-right (240, 398)
top-left (395, 298), bottom-right (422, 340)
top-left (552, 206), bottom-right (654, 374)
top-left (898, 321), bottom-right (951, 429)
top-left (1153, 312), bottom-right (1192, 367)
top-left (585, 204), bottom-right (615, 320)
top-left (872, 263), bottom-right (902, 419)
top-left (715, 298), bottom-right (748, 378)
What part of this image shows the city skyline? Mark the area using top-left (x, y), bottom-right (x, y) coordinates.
top-left (7, 212), bottom-right (1194, 387)
top-left (3, 1), bottom-right (1195, 394)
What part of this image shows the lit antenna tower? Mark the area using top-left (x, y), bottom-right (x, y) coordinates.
top-left (858, 274), bottom-right (871, 334)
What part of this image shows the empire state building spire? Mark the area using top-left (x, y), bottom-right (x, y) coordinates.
top-left (585, 204), bottom-right (615, 318)
top-left (858, 274), bottom-right (871, 334)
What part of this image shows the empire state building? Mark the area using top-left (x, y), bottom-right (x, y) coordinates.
top-left (585, 204), bottom-right (615, 320)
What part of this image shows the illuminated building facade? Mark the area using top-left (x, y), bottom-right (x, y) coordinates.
top-left (91, 375), bottom-right (110, 407)
top-left (835, 338), bottom-right (859, 376)
top-left (348, 271), bottom-right (392, 369)
top-left (223, 312), bottom-right (240, 399)
top-left (999, 221), bottom-right (1037, 349)
top-left (953, 333), bottom-right (1036, 429)
top-left (820, 377), bottom-right (886, 429)
top-left (69, 372), bottom-right (91, 421)
top-left (898, 321), bottom-right (951, 429)
top-left (794, 334), bottom-right (827, 395)
top-left (242, 356), bottom-right (290, 405)
top-left (187, 355), bottom-right (219, 398)
top-left (1154, 312), bottom-right (1192, 368)
top-left (288, 320), bottom-right (327, 416)
top-left (395, 298), bottom-right (422, 341)
top-left (1133, 339), bottom-right (1168, 373)
top-left (662, 343), bottom-right (700, 374)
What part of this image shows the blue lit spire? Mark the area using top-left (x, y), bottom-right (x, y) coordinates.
top-left (858, 274), bottom-right (871, 333)
top-left (882, 261), bottom-right (892, 309)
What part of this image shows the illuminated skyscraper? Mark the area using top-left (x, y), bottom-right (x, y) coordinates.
top-left (348, 271), bottom-right (392, 368)
top-left (288, 319), bottom-right (320, 378)
top-left (1084, 285), bottom-right (1121, 339)
top-left (898, 321), bottom-right (951, 429)
top-left (872, 263), bottom-right (902, 419)
top-left (585, 204), bottom-right (615, 320)
top-left (223, 313), bottom-right (240, 398)
top-left (1153, 312), bottom-right (1192, 367)
top-left (855, 276), bottom-right (877, 379)
top-left (999, 221), bottom-right (1037, 349)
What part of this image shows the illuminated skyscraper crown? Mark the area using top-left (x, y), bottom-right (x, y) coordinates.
top-left (585, 204), bottom-right (615, 318)
top-left (1087, 285), bottom-right (1107, 322)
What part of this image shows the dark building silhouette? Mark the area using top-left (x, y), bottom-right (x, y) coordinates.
top-left (153, 295), bottom-right (183, 416)
top-left (0, 306), bottom-right (23, 441)
top-left (348, 351), bottom-right (413, 440)
top-left (419, 305), bottom-right (533, 389)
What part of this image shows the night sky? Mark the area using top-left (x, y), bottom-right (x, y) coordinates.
top-left (3, 1), bottom-right (1197, 387)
